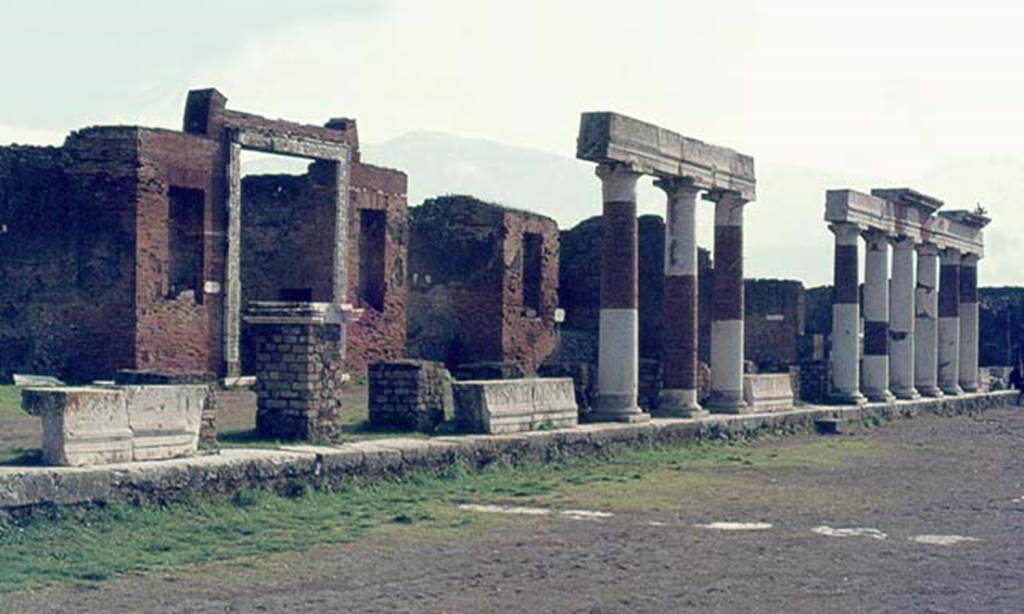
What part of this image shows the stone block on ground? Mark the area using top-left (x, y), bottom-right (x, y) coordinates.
top-left (453, 377), bottom-right (578, 434)
top-left (369, 360), bottom-right (453, 432)
top-left (21, 384), bottom-right (211, 466)
top-left (743, 374), bottom-right (795, 413)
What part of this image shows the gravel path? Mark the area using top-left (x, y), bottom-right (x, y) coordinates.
top-left (6, 408), bottom-right (1024, 613)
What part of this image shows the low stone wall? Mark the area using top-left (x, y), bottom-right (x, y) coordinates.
top-left (1, 391), bottom-right (1015, 517)
top-left (21, 384), bottom-right (210, 466)
top-left (453, 378), bottom-right (579, 434)
top-left (368, 360), bottom-right (453, 432)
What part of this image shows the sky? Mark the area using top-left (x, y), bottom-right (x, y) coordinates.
top-left (2, 0), bottom-right (1021, 285)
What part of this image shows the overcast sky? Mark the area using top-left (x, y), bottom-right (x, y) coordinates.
top-left (2, 0), bottom-right (1021, 285)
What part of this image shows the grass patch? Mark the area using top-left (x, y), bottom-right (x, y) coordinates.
top-left (0, 386), bottom-right (25, 421)
top-left (0, 448), bottom-right (43, 466)
top-left (0, 436), bottom-right (884, 594)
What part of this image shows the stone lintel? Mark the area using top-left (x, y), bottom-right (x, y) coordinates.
top-left (577, 112), bottom-right (755, 201)
top-left (243, 301), bottom-right (362, 325)
top-left (230, 128), bottom-right (350, 161)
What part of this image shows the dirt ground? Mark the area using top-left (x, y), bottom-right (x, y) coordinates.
top-left (5, 407), bottom-right (1023, 613)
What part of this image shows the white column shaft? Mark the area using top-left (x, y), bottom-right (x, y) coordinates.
top-left (914, 245), bottom-right (942, 397)
top-left (889, 238), bottom-right (918, 399)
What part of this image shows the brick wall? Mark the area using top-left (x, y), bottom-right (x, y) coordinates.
top-left (368, 360), bottom-right (452, 432)
top-left (406, 195), bottom-right (559, 374)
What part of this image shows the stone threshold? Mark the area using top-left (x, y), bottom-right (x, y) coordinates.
top-left (1, 391), bottom-right (1015, 516)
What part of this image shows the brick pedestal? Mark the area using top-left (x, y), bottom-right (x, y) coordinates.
top-left (244, 302), bottom-right (357, 442)
top-left (369, 360), bottom-right (453, 432)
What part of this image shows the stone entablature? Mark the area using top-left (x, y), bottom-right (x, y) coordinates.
top-left (577, 112), bottom-right (756, 201)
top-left (825, 189), bottom-right (987, 257)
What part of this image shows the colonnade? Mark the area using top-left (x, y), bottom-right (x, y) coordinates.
top-left (826, 189), bottom-right (989, 404)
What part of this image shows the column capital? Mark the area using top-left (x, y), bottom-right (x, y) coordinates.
top-left (861, 228), bottom-right (891, 245)
top-left (891, 235), bottom-right (916, 251)
top-left (940, 246), bottom-right (961, 263)
top-left (828, 222), bottom-right (861, 243)
top-left (653, 176), bottom-right (700, 198)
top-left (702, 189), bottom-right (748, 207)
top-left (915, 242), bottom-right (940, 256)
top-left (596, 163), bottom-right (642, 202)
top-left (961, 253), bottom-right (980, 266)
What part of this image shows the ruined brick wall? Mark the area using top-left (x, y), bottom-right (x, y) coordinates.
top-left (498, 208), bottom-right (559, 374)
top-left (0, 131), bottom-right (139, 383)
top-left (345, 162), bottom-right (408, 375)
top-left (407, 196), bottom-right (505, 367)
top-left (134, 128), bottom-right (225, 376)
top-left (407, 195), bottom-right (559, 374)
top-left (744, 279), bottom-right (805, 372)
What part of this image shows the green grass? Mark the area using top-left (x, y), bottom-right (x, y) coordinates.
top-left (0, 386), bottom-right (24, 420)
top-left (0, 436), bottom-right (883, 594)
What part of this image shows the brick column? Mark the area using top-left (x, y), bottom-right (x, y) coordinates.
top-left (938, 247), bottom-right (963, 395)
top-left (592, 164), bottom-right (649, 423)
top-left (958, 254), bottom-right (980, 392)
top-left (861, 229), bottom-right (894, 402)
top-left (245, 302), bottom-right (356, 441)
top-left (889, 236), bottom-right (919, 399)
top-left (914, 243), bottom-right (943, 397)
top-left (707, 191), bottom-right (747, 413)
top-left (655, 178), bottom-right (705, 417)
top-left (829, 223), bottom-right (866, 404)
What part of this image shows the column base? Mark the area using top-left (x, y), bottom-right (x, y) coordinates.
top-left (940, 384), bottom-right (964, 396)
top-left (960, 383), bottom-right (979, 393)
top-left (829, 390), bottom-right (867, 406)
top-left (916, 385), bottom-right (944, 398)
top-left (892, 387), bottom-right (921, 401)
top-left (864, 388), bottom-right (896, 403)
top-left (654, 389), bottom-right (707, 419)
top-left (588, 393), bottom-right (649, 423)
top-left (705, 390), bottom-right (749, 414)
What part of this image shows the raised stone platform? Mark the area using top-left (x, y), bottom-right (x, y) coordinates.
top-left (453, 378), bottom-right (578, 434)
top-left (1, 391), bottom-right (1014, 516)
top-left (21, 385), bottom-right (210, 467)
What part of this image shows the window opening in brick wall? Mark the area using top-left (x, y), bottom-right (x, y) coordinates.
top-left (358, 208), bottom-right (387, 311)
top-left (168, 186), bottom-right (205, 303)
top-left (279, 287), bottom-right (313, 302)
top-left (523, 232), bottom-right (543, 317)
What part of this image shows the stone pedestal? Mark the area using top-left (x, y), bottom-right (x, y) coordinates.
top-left (862, 230), bottom-right (895, 403)
top-left (707, 191), bottom-right (748, 413)
top-left (369, 360), bottom-right (453, 432)
top-left (829, 223), bottom-right (866, 405)
top-left (937, 249), bottom-right (963, 395)
top-left (593, 164), bottom-right (648, 423)
top-left (914, 243), bottom-right (943, 398)
top-left (453, 378), bottom-right (578, 434)
top-left (244, 302), bottom-right (358, 441)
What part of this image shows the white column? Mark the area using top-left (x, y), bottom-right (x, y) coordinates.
top-left (655, 178), bottom-right (705, 417)
top-left (914, 243), bottom-right (942, 397)
top-left (958, 254), bottom-right (980, 392)
top-left (862, 230), bottom-right (895, 403)
top-left (707, 192), bottom-right (747, 413)
top-left (224, 142), bottom-right (242, 378)
top-left (937, 247), bottom-right (963, 395)
top-left (889, 236), bottom-right (919, 399)
top-left (829, 223), bottom-right (866, 404)
top-left (593, 163), bottom-right (649, 423)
